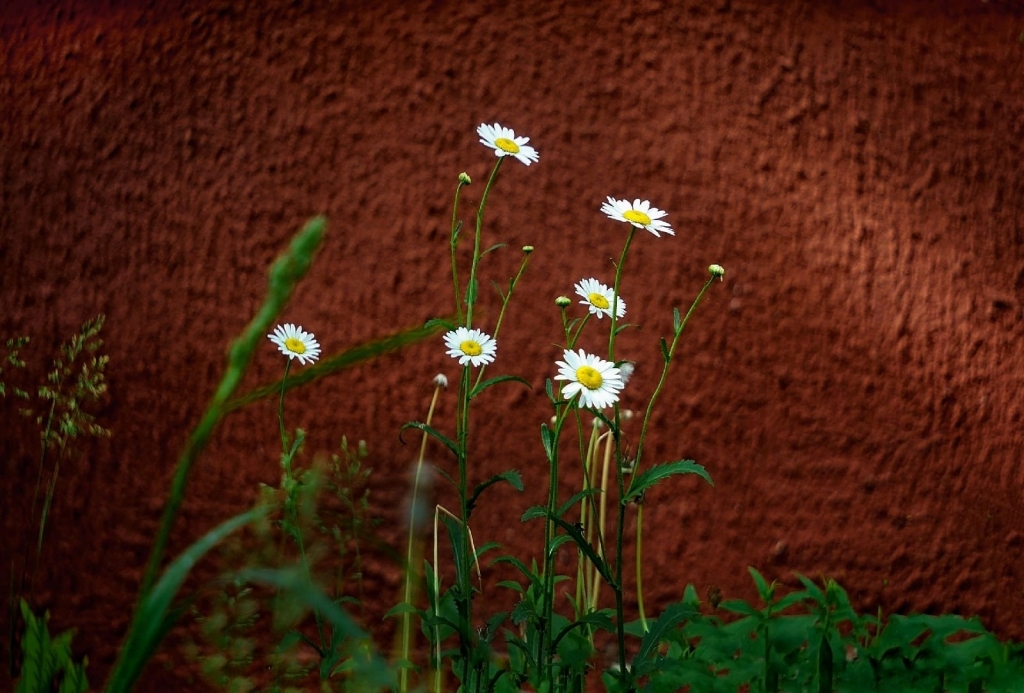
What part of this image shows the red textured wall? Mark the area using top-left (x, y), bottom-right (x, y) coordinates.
top-left (2, 0), bottom-right (1023, 687)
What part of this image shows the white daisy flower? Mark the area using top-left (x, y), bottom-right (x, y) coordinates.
top-left (477, 122), bottom-right (539, 166)
top-left (444, 327), bottom-right (497, 367)
top-left (574, 277), bottom-right (626, 320)
top-left (600, 197), bottom-right (674, 237)
top-left (554, 348), bottom-right (624, 410)
top-left (268, 323), bottom-right (321, 365)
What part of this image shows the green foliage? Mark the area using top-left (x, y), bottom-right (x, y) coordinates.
top-left (635, 570), bottom-right (1024, 693)
top-left (14, 600), bottom-right (88, 693)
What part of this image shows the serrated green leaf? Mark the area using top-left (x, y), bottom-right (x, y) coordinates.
top-left (424, 317), bottom-right (457, 332)
top-left (540, 422), bottom-right (555, 462)
top-left (469, 375), bottom-right (531, 400)
top-left (469, 470), bottom-right (523, 515)
top-left (399, 421), bottom-right (458, 458)
top-left (633, 602), bottom-right (699, 676)
top-left (626, 460), bottom-right (713, 499)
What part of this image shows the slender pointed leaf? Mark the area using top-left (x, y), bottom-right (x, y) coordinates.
top-left (627, 460), bottom-right (713, 499)
top-left (469, 375), bottom-right (531, 400)
top-left (399, 421), bottom-right (458, 458)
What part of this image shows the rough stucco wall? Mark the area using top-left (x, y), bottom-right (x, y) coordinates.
top-left (2, 0), bottom-right (1023, 686)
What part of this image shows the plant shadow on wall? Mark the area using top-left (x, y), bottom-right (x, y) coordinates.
top-left (5, 123), bottom-right (1024, 693)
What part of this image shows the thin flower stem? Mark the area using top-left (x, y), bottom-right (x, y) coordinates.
top-left (608, 227), bottom-right (636, 361)
top-left (541, 403), bottom-right (572, 690)
top-left (465, 158), bottom-right (503, 329)
top-left (399, 381), bottom-right (443, 693)
top-left (473, 249), bottom-right (531, 391)
top-left (636, 502), bottom-right (647, 632)
top-left (278, 359), bottom-right (292, 449)
top-left (634, 277), bottom-right (715, 468)
top-left (450, 178), bottom-right (469, 326)
top-left (590, 431), bottom-right (613, 611)
top-left (633, 276), bottom-right (716, 632)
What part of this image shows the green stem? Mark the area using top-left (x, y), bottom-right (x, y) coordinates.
top-left (450, 178), bottom-right (469, 326)
top-left (633, 276), bottom-right (716, 635)
top-left (636, 502), bottom-right (647, 632)
top-left (399, 382), bottom-right (443, 693)
top-left (473, 248), bottom-right (530, 392)
top-left (278, 359), bottom-right (292, 449)
top-left (608, 227), bottom-right (636, 361)
top-left (465, 159), bottom-right (503, 328)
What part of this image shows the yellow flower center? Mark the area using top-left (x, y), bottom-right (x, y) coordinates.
top-left (576, 365), bottom-right (603, 390)
top-left (494, 137), bottom-right (520, 154)
top-left (623, 209), bottom-right (652, 226)
top-left (588, 292), bottom-right (610, 310)
top-left (460, 340), bottom-right (483, 356)
top-left (284, 337), bottom-right (306, 354)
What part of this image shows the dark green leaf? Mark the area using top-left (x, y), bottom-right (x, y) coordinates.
top-left (540, 423), bottom-right (556, 462)
top-left (556, 487), bottom-right (602, 518)
top-left (480, 242), bottom-right (506, 258)
top-left (626, 460), bottom-right (713, 499)
top-left (399, 421), bottom-right (458, 458)
top-left (469, 470), bottom-right (524, 515)
top-left (659, 337), bottom-right (670, 364)
top-left (633, 602), bottom-right (699, 676)
top-left (469, 375), bottom-right (531, 400)
top-left (425, 317), bottom-right (457, 332)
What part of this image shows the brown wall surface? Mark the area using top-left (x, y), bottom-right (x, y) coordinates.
top-left (2, 0), bottom-right (1023, 687)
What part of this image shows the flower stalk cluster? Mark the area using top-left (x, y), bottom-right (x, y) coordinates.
top-left (396, 122), bottom-right (724, 692)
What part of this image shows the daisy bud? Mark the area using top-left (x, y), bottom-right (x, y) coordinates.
top-left (708, 264), bottom-right (725, 280)
top-left (459, 172), bottom-right (471, 185)
top-left (433, 373), bottom-right (449, 389)
top-left (555, 296), bottom-right (571, 308)
top-left (522, 245), bottom-right (534, 254)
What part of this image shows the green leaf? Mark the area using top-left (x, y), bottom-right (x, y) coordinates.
top-left (521, 505), bottom-right (547, 522)
top-left (480, 242), bottom-right (506, 258)
top-left (545, 378), bottom-right (557, 404)
top-left (225, 316), bottom-right (450, 414)
top-left (105, 506), bottom-right (270, 693)
top-left (633, 602), bottom-right (699, 676)
top-left (626, 460), bottom-right (713, 499)
top-left (718, 599), bottom-right (762, 618)
top-left (383, 602), bottom-right (421, 620)
top-left (490, 279), bottom-right (506, 302)
top-left (450, 219), bottom-right (463, 244)
top-left (469, 375), bottom-right (531, 400)
top-left (545, 512), bottom-right (616, 588)
top-left (673, 307), bottom-right (682, 332)
top-left (748, 566), bottom-right (774, 605)
top-left (465, 277), bottom-right (478, 307)
top-left (556, 487), bottom-right (602, 518)
top-left (489, 556), bottom-right (543, 592)
top-left (468, 470), bottom-right (523, 515)
top-left (540, 422), bottom-right (556, 462)
top-left (659, 337), bottom-right (670, 364)
top-left (425, 317), bottom-right (457, 332)
top-left (399, 421), bottom-right (459, 458)
top-left (613, 322), bottom-right (635, 337)
top-left (552, 610), bottom-right (617, 648)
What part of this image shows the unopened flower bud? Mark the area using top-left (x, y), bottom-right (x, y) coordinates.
top-left (433, 373), bottom-right (449, 389)
top-left (458, 172), bottom-right (472, 185)
top-left (708, 264), bottom-right (725, 280)
top-left (522, 245), bottom-right (534, 254)
top-left (555, 296), bottom-right (571, 308)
